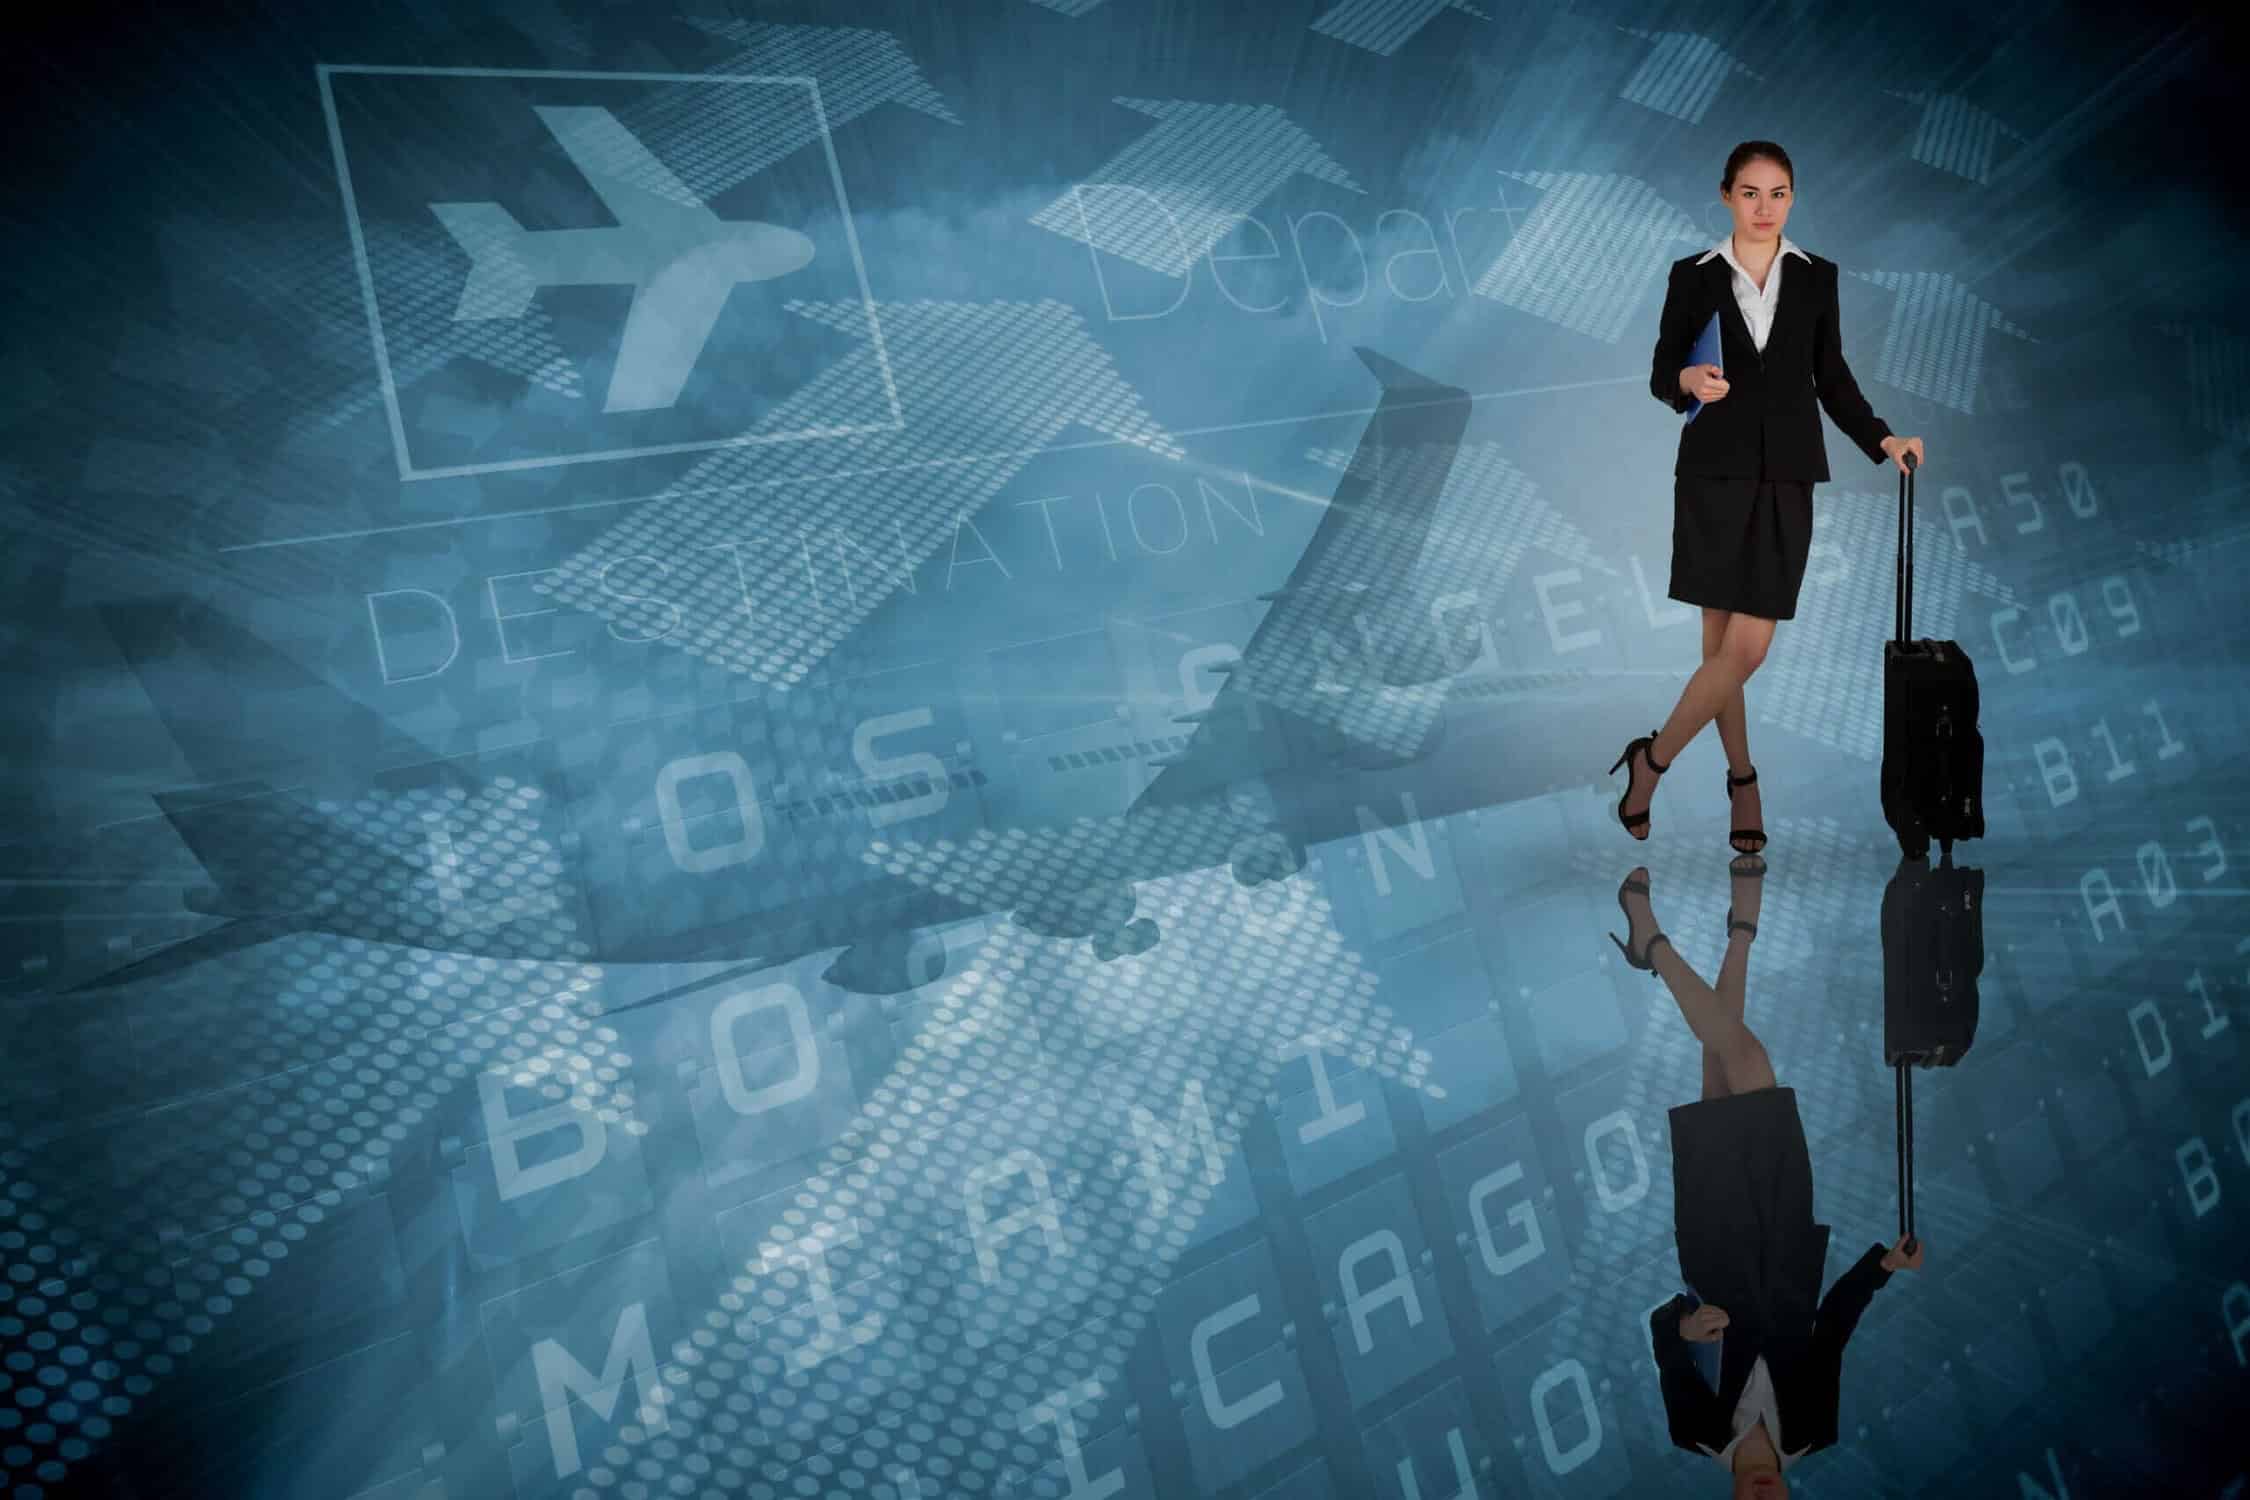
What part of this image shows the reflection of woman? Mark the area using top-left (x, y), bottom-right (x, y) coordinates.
top-left (1611, 857), bottom-right (1924, 1495)
top-left (1609, 140), bottom-right (1927, 854)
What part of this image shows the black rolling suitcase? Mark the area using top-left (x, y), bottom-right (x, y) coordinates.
top-left (1881, 453), bottom-right (1986, 860)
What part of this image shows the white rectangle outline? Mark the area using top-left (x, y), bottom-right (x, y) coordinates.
top-left (314, 63), bottom-right (906, 481)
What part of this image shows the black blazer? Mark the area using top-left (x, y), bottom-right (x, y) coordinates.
top-left (1650, 249), bottom-right (1893, 482)
top-left (1648, 1240), bottom-right (1894, 1457)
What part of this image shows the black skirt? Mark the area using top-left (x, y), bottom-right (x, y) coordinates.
top-left (1668, 1086), bottom-right (1826, 1331)
top-left (1668, 473), bottom-right (1816, 620)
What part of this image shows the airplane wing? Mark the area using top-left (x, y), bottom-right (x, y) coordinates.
top-left (607, 259), bottom-right (740, 414)
top-left (1129, 348), bottom-right (1477, 812)
top-left (533, 104), bottom-right (708, 222)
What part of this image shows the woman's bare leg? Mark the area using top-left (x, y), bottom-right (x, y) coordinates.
top-left (1620, 612), bottom-right (1776, 824)
top-left (1619, 869), bottom-right (1774, 1094)
top-left (1705, 609), bottom-right (1753, 776)
top-left (1650, 944), bottom-right (1771, 1093)
top-left (1655, 612), bottom-right (1774, 766)
top-left (1709, 613), bottom-right (1766, 846)
top-left (1712, 855), bottom-right (1760, 1019)
top-left (1701, 1046), bottom-right (1729, 1101)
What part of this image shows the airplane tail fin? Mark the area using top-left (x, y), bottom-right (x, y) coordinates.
top-left (64, 913), bottom-right (306, 994)
top-left (47, 601), bottom-right (433, 994)
top-left (62, 778), bottom-right (441, 995)
top-left (1127, 349), bottom-right (1473, 814)
top-left (98, 596), bottom-right (387, 789)
top-left (1322, 346), bottom-right (1474, 566)
top-left (429, 201), bottom-right (539, 319)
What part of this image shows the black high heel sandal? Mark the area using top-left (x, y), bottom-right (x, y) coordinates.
top-left (1607, 869), bottom-right (1673, 970)
top-left (1608, 731), bottom-right (1670, 840)
top-left (1725, 852), bottom-right (1765, 939)
top-left (1725, 766), bottom-right (1766, 854)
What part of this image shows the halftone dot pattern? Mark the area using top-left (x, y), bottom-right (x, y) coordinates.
top-left (523, 97), bottom-right (714, 217)
top-left (160, 774), bottom-right (590, 966)
top-left (1024, 0), bottom-right (1110, 18)
top-left (1473, 174), bottom-right (1701, 341)
top-left (151, 217), bottom-right (359, 391)
top-left (432, 201), bottom-right (548, 318)
top-left (1844, 270), bottom-right (2038, 417)
top-left (2137, 537), bottom-right (2198, 570)
top-left (2154, 321), bottom-right (2250, 446)
top-left (150, 213), bottom-right (580, 456)
top-left (1755, 494), bottom-right (2017, 762)
top-left (291, 213), bottom-right (582, 432)
top-left (534, 298), bottom-right (1181, 686)
top-left (363, 219), bottom-right (586, 409)
top-left (1612, 30), bottom-right (1760, 126)
top-left (1029, 100), bottom-right (1361, 278)
top-left (1283, 439), bottom-right (1618, 753)
top-left (0, 935), bottom-right (626, 1497)
top-left (562, 673), bottom-right (907, 945)
top-left (0, 748), bottom-right (626, 1493)
top-left (1160, 435), bottom-right (1458, 763)
top-left (135, 214), bottom-right (428, 542)
top-left (1882, 91), bottom-right (2028, 186)
top-left (860, 803), bottom-right (1251, 942)
top-left (559, 863), bottom-right (1438, 1499)
top-left (1308, 0), bottom-right (1486, 59)
top-left (619, 21), bottom-right (958, 205)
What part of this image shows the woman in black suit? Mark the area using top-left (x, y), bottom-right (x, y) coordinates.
top-left (1610, 141), bottom-right (1926, 852)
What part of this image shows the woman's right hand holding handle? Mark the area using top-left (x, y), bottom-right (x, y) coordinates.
top-left (1881, 1236), bottom-right (1926, 1273)
top-left (1679, 364), bottom-right (1728, 403)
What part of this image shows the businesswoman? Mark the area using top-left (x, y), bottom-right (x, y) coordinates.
top-left (1610, 141), bottom-right (1926, 851)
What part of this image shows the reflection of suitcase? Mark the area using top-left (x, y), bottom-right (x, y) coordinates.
top-left (1881, 455), bottom-right (1986, 859)
top-left (1886, 849), bottom-right (1983, 1256)
top-left (1881, 853), bottom-right (1984, 1067)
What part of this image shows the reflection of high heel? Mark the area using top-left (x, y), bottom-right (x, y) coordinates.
top-left (1608, 732), bottom-right (1671, 840)
top-left (1608, 868), bottom-right (1672, 970)
top-left (1725, 852), bottom-right (1765, 939)
top-left (1726, 766), bottom-right (1766, 854)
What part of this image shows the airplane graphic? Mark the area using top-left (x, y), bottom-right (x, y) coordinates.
top-left (10, 353), bottom-right (1632, 1493)
top-left (429, 104), bottom-right (816, 412)
top-left (56, 347), bottom-right (1645, 1001)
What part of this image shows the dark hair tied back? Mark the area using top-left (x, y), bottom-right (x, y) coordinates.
top-left (1722, 141), bottom-right (1793, 194)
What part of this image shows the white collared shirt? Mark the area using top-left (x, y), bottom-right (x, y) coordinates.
top-left (1696, 234), bottom-right (1809, 354)
top-left (1699, 1354), bottom-right (1812, 1471)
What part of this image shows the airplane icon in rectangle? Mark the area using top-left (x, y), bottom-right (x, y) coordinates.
top-left (430, 104), bottom-right (816, 413)
top-left (318, 64), bottom-right (899, 476)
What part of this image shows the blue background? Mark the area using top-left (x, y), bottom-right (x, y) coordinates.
top-left (5, 2), bottom-right (2249, 1496)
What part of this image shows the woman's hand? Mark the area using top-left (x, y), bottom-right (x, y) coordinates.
top-left (1678, 363), bottom-right (1728, 403)
top-left (1879, 434), bottom-right (1926, 472)
top-left (1679, 1304), bottom-right (1729, 1341)
top-left (1880, 1236), bottom-right (1926, 1273)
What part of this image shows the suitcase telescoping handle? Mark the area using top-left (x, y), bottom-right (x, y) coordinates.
top-left (1895, 1061), bottom-right (1918, 1255)
top-left (1894, 449), bottom-right (1920, 646)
